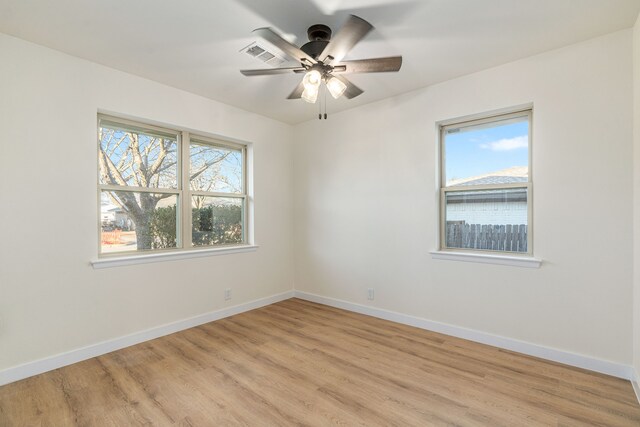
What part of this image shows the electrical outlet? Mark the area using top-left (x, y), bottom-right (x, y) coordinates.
top-left (367, 288), bottom-right (374, 300)
top-left (224, 289), bottom-right (232, 301)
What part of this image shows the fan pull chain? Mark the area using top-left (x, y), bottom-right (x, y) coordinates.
top-left (318, 85), bottom-right (322, 120)
top-left (324, 85), bottom-right (328, 120)
top-left (316, 84), bottom-right (330, 120)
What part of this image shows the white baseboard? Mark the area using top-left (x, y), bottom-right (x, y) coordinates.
top-left (293, 291), bottom-right (633, 380)
top-left (632, 369), bottom-right (640, 405)
top-left (0, 290), bottom-right (294, 387)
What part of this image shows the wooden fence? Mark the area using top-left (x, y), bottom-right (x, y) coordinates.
top-left (445, 223), bottom-right (527, 252)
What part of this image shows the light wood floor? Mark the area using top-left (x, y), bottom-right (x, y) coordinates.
top-left (1, 298), bottom-right (639, 426)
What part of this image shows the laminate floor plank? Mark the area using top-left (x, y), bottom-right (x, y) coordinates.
top-left (1, 298), bottom-right (639, 426)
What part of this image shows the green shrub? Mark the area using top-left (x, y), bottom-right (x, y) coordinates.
top-left (192, 204), bottom-right (242, 246)
top-left (147, 203), bottom-right (242, 249)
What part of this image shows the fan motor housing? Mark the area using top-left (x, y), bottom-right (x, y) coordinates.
top-left (300, 40), bottom-right (329, 60)
top-left (301, 24), bottom-right (331, 60)
top-left (307, 24), bottom-right (331, 41)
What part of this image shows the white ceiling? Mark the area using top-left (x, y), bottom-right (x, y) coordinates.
top-left (1, 0), bottom-right (639, 124)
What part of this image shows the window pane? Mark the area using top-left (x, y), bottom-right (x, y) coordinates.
top-left (101, 191), bottom-right (178, 253)
top-left (444, 115), bottom-right (528, 186)
top-left (192, 196), bottom-right (243, 246)
top-left (444, 188), bottom-right (528, 253)
top-left (190, 142), bottom-right (243, 193)
top-left (99, 122), bottom-right (178, 189)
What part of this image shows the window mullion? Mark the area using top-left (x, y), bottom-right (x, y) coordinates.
top-left (182, 131), bottom-right (192, 249)
top-left (242, 146), bottom-right (248, 244)
top-left (190, 191), bottom-right (246, 198)
top-left (98, 184), bottom-right (179, 194)
top-left (443, 183), bottom-right (529, 193)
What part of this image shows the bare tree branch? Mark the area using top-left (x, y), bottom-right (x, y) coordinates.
top-left (129, 133), bottom-right (148, 187)
top-left (99, 146), bottom-right (129, 187)
top-left (189, 152), bottom-right (230, 182)
top-left (148, 138), bottom-right (170, 177)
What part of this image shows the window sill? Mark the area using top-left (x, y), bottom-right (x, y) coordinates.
top-left (430, 250), bottom-right (541, 268)
top-left (91, 245), bottom-right (259, 269)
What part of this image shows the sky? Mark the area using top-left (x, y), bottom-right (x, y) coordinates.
top-left (444, 118), bottom-right (528, 184)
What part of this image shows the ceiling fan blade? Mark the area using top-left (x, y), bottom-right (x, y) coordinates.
top-left (320, 15), bottom-right (373, 64)
top-left (241, 67), bottom-right (306, 76)
top-left (332, 75), bottom-right (364, 99)
top-left (334, 56), bottom-right (402, 74)
top-left (287, 81), bottom-right (305, 99)
top-left (253, 27), bottom-right (317, 65)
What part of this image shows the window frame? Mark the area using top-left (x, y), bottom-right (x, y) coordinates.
top-left (97, 114), bottom-right (249, 257)
top-left (438, 108), bottom-right (533, 256)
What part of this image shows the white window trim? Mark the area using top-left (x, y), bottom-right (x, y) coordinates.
top-left (91, 244), bottom-right (259, 269)
top-left (96, 114), bottom-right (253, 264)
top-left (430, 250), bottom-right (541, 268)
top-left (436, 107), bottom-right (536, 262)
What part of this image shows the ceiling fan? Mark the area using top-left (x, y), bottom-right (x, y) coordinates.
top-left (240, 15), bottom-right (402, 104)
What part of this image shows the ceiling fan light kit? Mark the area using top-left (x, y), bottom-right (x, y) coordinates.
top-left (326, 76), bottom-right (347, 99)
top-left (301, 85), bottom-right (319, 103)
top-left (240, 14), bottom-right (402, 116)
top-left (302, 69), bottom-right (322, 89)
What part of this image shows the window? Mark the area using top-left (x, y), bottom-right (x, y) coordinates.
top-left (98, 115), bottom-right (247, 255)
top-left (439, 109), bottom-right (531, 255)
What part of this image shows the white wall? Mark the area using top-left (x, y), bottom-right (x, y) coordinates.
top-left (633, 13), bottom-right (640, 381)
top-left (0, 34), bottom-right (294, 372)
top-left (293, 30), bottom-right (634, 365)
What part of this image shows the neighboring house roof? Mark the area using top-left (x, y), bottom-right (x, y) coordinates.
top-left (458, 176), bottom-right (528, 186)
top-left (448, 166), bottom-right (528, 186)
top-left (446, 166), bottom-right (528, 204)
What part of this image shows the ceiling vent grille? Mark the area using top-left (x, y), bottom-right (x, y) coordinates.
top-left (240, 42), bottom-right (285, 67)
